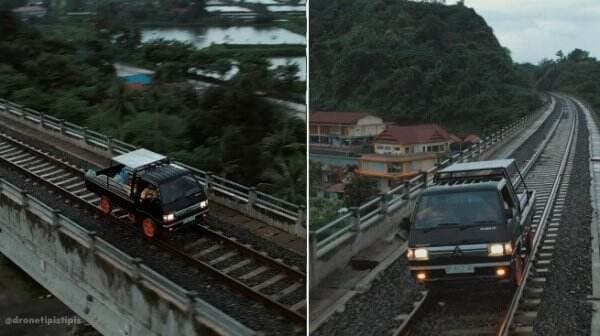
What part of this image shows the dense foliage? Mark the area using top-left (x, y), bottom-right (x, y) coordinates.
top-left (535, 49), bottom-right (600, 110)
top-left (309, 0), bottom-right (539, 133)
top-left (0, 11), bottom-right (305, 203)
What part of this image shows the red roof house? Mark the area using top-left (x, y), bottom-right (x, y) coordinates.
top-left (375, 124), bottom-right (453, 145)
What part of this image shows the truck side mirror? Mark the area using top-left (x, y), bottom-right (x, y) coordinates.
top-left (504, 209), bottom-right (513, 219)
top-left (401, 217), bottom-right (411, 231)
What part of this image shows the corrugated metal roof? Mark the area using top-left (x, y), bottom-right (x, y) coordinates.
top-left (112, 149), bottom-right (167, 170)
top-left (439, 159), bottom-right (515, 173)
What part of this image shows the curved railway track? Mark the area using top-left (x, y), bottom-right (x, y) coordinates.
top-left (396, 95), bottom-right (578, 336)
top-left (0, 132), bottom-right (306, 325)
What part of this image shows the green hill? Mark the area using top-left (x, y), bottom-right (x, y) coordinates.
top-left (309, 0), bottom-right (539, 134)
top-left (535, 49), bottom-right (600, 109)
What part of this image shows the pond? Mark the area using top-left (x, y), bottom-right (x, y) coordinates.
top-left (141, 27), bottom-right (305, 48)
top-left (269, 57), bottom-right (306, 81)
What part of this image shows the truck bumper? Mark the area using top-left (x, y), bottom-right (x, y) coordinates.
top-left (163, 209), bottom-right (209, 231)
top-left (409, 261), bottom-right (512, 283)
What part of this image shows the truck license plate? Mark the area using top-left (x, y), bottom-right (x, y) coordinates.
top-left (183, 216), bottom-right (196, 224)
top-left (445, 265), bottom-right (475, 274)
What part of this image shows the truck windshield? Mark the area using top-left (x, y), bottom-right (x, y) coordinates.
top-left (414, 190), bottom-right (502, 230)
top-left (159, 175), bottom-right (202, 205)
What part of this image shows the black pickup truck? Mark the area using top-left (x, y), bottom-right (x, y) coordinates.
top-left (403, 159), bottom-right (535, 286)
top-left (84, 149), bottom-right (208, 238)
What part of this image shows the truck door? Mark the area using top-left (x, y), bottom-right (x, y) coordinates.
top-left (501, 185), bottom-right (520, 236)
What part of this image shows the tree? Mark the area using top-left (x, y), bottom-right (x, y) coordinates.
top-left (0, 10), bottom-right (19, 37)
top-left (310, 197), bottom-right (344, 228)
top-left (344, 176), bottom-right (378, 207)
top-left (103, 83), bottom-right (137, 138)
top-left (259, 154), bottom-right (306, 204)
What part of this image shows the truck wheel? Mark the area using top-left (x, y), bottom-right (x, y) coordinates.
top-left (142, 218), bottom-right (157, 238)
top-left (99, 196), bottom-right (111, 215)
top-left (513, 254), bottom-right (524, 287)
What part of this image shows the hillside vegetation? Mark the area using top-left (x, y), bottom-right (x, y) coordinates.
top-left (535, 49), bottom-right (600, 110)
top-left (309, 0), bottom-right (539, 133)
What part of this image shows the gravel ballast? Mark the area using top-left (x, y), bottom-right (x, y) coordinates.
top-left (531, 101), bottom-right (593, 336)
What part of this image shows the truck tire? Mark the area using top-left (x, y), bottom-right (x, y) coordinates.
top-left (99, 196), bottom-right (111, 215)
top-left (142, 218), bottom-right (157, 239)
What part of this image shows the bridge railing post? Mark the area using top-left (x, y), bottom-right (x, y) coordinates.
top-left (248, 187), bottom-right (257, 207)
top-left (309, 231), bottom-right (317, 282)
top-left (20, 191), bottom-right (29, 209)
top-left (50, 210), bottom-right (62, 230)
top-left (131, 257), bottom-right (143, 282)
top-left (205, 172), bottom-right (213, 195)
top-left (59, 119), bottom-right (65, 134)
top-left (350, 206), bottom-right (361, 232)
top-left (39, 112), bottom-right (45, 128)
top-left (88, 230), bottom-right (97, 251)
top-left (402, 181), bottom-right (410, 200)
top-left (107, 137), bottom-right (113, 155)
top-left (420, 171), bottom-right (428, 188)
top-left (379, 193), bottom-right (388, 215)
top-left (82, 127), bottom-right (89, 144)
top-left (295, 205), bottom-right (306, 231)
top-left (185, 290), bottom-right (199, 315)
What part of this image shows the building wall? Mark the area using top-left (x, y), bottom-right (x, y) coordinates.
top-left (373, 141), bottom-right (450, 155)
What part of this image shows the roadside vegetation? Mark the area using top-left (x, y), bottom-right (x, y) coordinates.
top-left (0, 10), bottom-right (305, 204)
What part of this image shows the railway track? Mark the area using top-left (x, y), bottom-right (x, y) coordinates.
top-left (396, 95), bottom-right (577, 336)
top-left (0, 131), bottom-right (306, 325)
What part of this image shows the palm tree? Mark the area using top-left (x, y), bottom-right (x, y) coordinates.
top-left (104, 82), bottom-right (136, 139)
top-left (259, 154), bottom-right (306, 204)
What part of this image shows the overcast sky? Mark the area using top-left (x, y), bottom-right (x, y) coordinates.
top-left (445, 0), bottom-right (600, 64)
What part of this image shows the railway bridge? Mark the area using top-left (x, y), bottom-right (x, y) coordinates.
top-left (0, 99), bottom-right (306, 336)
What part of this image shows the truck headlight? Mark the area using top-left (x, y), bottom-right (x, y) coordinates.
top-left (488, 242), bottom-right (512, 256)
top-left (163, 213), bottom-right (175, 222)
top-left (414, 248), bottom-right (429, 260)
top-left (200, 200), bottom-right (208, 208)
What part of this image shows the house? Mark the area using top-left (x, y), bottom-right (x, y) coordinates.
top-left (12, 5), bottom-right (47, 19)
top-left (309, 112), bottom-right (386, 148)
top-left (356, 124), bottom-right (453, 191)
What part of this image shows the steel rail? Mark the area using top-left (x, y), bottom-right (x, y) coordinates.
top-left (497, 97), bottom-right (577, 336)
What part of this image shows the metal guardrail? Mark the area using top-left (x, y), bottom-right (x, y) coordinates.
top-left (0, 177), bottom-right (254, 336)
top-left (0, 99), bottom-right (304, 228)
top-left (311, 106), bottom-right (543, 256)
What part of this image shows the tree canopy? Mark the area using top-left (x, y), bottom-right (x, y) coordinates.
top-left (309, 0), bottom-right (539, 133)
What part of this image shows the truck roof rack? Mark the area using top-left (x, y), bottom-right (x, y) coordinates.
top-left (435, 159), bottom-right (516, 184)
top-left (112, 149), bottom-right (170, 172)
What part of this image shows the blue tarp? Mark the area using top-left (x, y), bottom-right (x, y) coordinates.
top-left (120, 74), bottom-right (152, 85)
